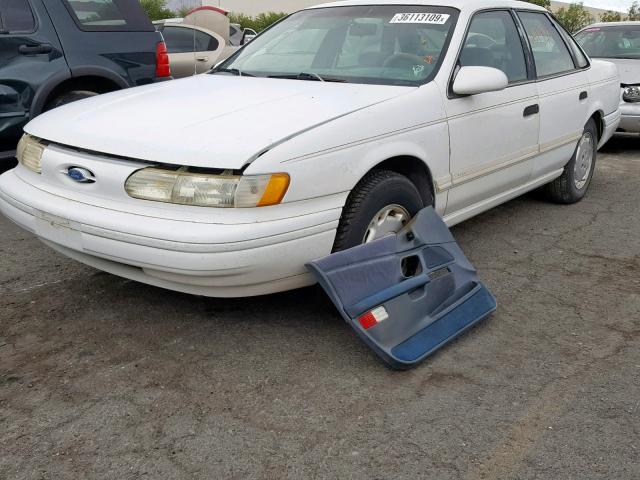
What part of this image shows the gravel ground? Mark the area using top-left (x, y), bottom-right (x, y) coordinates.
top-left (1, 136), bottom-right (639, 479)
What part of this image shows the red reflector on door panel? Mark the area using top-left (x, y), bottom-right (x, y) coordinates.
top-left (358, 306), bottom-right (389, 330)
top-left (359, 312), bottom-right (377, 329)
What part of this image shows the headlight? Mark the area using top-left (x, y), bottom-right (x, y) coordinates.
top-left (16, 134), bottom-right (46, 173)
top-left (623, 85), bottom-right (640, 103)
top-left (125, 168), bottom-right (290, 208)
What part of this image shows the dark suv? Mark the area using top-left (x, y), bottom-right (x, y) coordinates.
top-left (0, 0), bottom-right (170, 160)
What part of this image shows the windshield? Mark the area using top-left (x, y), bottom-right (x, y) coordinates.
top-left (576, 25), bottom-right (640, 59)
top-left (214, 5), bottom-right (459, 86)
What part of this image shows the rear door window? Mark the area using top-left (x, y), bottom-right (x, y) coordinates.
top-left (201, 31), bottom-right (218, 51)
top-left (162, 26), bottom-right (218, 53)
top-left (162, 26), bottom-right (193, 53)
top-left (0, 0), bottom-right (36, 33)
top-left (518, 12), bottom-right (575, 77)
top-left (63, 0), bottom-right (154, 32)
top-left (554, 18), bottom-right (589, 67)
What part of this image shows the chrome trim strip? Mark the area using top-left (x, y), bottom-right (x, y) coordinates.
top-left (435, 132), bottom-right (581, 192)
top-left (446, 96), bottom-right (538, 119)
top-left (442, 168), bottom-right (564, 226)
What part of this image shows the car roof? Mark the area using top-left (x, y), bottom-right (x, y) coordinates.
top-left (580, 21), bottom-right (640, 28)
top-left (309, 0), bottom-right (547, 12)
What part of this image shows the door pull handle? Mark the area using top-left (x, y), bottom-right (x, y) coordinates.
top-left (18, 44), bottom-right (52, 55)
top-left (523, 104), bottom-right (539, 117)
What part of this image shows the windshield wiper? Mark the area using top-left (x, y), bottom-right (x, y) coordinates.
top-left (211, 68), bottom-right (255, 77)
top-left (268, 72), bottom-right (346, 82)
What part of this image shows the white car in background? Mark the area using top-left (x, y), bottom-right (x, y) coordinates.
top-left (0, 0), bottom-right (621, 297)
top-left (576, 22), bottom-right (640, 134)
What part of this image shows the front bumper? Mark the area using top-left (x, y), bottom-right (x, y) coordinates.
top-left (618, 100), bottom-right (640, 133)
top-left (0, 167), bottom-right (343, 297)
top-left (600, 108), bottom-right (622, 148)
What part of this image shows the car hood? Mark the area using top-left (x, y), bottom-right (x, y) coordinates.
top-left (594, 58), bottom-right (640, 85)
top-left (26, 75), bottom-right (411, 169)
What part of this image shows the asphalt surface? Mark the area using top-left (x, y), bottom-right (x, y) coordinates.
top-left (1, 137), bottom-right (639, 479)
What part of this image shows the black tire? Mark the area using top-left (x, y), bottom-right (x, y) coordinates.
top-left (333, 169), bottom-right (427, 252)
top-left (542, 118), bottom-right (598, 204)
top-left (44, 90), bottom-right (99, 111)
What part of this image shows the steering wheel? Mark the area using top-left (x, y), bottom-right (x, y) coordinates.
top-left (382, 52), bottom-right (429, 69)
top-left (465, 33), bottom-right (497, 49)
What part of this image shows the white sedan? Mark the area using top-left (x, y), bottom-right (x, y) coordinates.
top-left (0, 0), bottom-right (621, 297)
top-left (575, 22), bottom-right (640, 133)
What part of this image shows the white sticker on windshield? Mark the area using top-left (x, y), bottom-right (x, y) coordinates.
top-left (389, 13), bottom-right (450, 24)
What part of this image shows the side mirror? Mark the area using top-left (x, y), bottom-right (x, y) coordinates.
top-left (241, 29), bottom-right (257, 45)
top-left (452, 66), bottom-right (508, 96)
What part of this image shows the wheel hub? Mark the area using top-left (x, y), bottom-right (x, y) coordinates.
top-left (363, 204), bottom-right (411, 243)
top-left (574, 132), bottom-right (594, 190)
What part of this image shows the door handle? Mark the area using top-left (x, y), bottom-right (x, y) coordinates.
top-left (523, 104), bottom-right (539, 117)
top-left (196, 56), bottom-right (208, 62)
top-left (18, 44), bottom-right (52, 55)
top-left (579, 91), bottom-right (588, 101)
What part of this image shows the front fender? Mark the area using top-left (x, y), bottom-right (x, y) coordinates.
top-left (30, 70), bottom-right (73, 117)
top-left (246, 83), bottom-right (450, 214)
top-left (69, 66), bottom-right (130, 90)
top-left (31, 66), bottom-right (130, 117)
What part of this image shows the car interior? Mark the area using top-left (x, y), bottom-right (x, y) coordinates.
top-left (236, 15), bottom-right (454, 84)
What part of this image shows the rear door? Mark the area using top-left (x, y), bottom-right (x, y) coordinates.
top-left (0, 0), bottom-right (69, 152)
top-left (161, 25), bottom-right (197, 78)
top-left (516, 11), bottom-right (590, 179)
top-left (193, 29), bottom-right (225, 73)
top-left (42, 0), bottom-right (161, 86)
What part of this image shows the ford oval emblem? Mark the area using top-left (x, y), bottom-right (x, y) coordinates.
top-left (66, 167), bottom-right (95, 184)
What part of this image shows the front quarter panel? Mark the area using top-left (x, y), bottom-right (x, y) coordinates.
top-left (245, 83), bottom-right (449, 214)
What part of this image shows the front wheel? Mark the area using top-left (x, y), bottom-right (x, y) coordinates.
top-left (542, 119), bottom-right (598, 204)
top-left (333, 170), bottom-right (426, 252)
